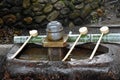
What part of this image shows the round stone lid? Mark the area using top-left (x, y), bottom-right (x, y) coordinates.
top-left (46, 21), bottom-right (63, 32)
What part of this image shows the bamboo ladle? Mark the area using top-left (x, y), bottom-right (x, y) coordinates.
top-left (10, 30), bottom-right (38, 59)
top-left (62, 27), bottom-right (88, 61)
top-left (89, 26), bottom-right (109, 60)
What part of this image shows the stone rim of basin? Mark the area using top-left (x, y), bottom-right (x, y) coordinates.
top-left (6, 42), bottom-right (113, 64)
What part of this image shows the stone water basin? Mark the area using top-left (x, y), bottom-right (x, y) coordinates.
top-left (4, 43), bottom-right (120, 80)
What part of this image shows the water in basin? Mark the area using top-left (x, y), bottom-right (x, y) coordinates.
top-left (16, 43), bottom-right (108, 61)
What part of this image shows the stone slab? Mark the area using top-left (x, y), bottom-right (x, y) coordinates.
top-left (0, 44), bottom-right (13, 56)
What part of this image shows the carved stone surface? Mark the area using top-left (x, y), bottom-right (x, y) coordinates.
top-left (2, 43), bottom-right (120, 80)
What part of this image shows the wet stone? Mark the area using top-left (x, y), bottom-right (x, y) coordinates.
top-left (73, 18), bottom-right (83, 25)
top-left (43, 4), bottom-right (53, 13)
top-left (69, 22), bottom-right (75, 28)
top-left (40, 20), bottom-right (49, 27)
top-left (32, 3), bottom-right (45, 12)
top-left (63, 18), bottom-right (69, 25)
top-left (77, 0), bottom-right (84, 2)
top-left (10, 7), bottom-right (22, 13)
top-left (80, 4), bottom-right (92, 18)
top-left (116, 6), bottom-right (120, 18)
top-left (54, 1), bottom-right (65, 10)
top-left (0, 55), bottom-right (5, 79)
top-left (75, 3), bottom-right (84, 9)
top-left (62, 0), bottom-right (69, 6)
top-left (37, 0), bottom-right (49, 3)
top-left (51, 0), bottom-right (57, 3)
top-left (23, 17), bottom-right (33, 24)
top-left (59, 14), bottom-right (67, 19)
top-left (90, 2), bottom-right (99, 9)
top-left (6, 0), bottom-right (23, 6)
top-left (117, 6), bottom-right (120, 12)
top-left (97, 8), bottom-right (104, 17)
top-left (116, 13), bottom-right (120, 18)
top-left (91, 11), bottom-right (98, 17)
top-left (85, 0), bottom-right (93, 3)
top-left (34, 11), bottom-right (43, 16)
top-left (0, 1), bottom-right (10, 8)
top-left (3, 14), bottom-right (16, 24)
top-left (23, 0), bottom-right (31, 9)
top-left (31, 0), bottom-right (38, 3)
top-left (0, 8), bottom-right (10, 16)
top-left (24, 24), bottom-right (40, 29)
top-left (34, 15), bottom-right (46, 23)
top-left (65, 1), bottom-right (75, 10)
top-left (14, 13), bottom-right (22, 21)
top-left (13, 22), bottom-right (25, 28)
top-left (47, 10), bottom-right (59, 21)
top-left (69, 10), bottom-right (81, 19)
top-left (0, 18), bottom-right (3, 25)
top-left (0, 2), bottom-right (4, 7)
top-left (60, 8), bottom-right (70, 15)
top-left (72, 0), bottom-right (83, 4)
top-left (23, 8), bottom-right (35, 16)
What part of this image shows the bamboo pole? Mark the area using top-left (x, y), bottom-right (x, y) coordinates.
top-left (9, 30), bottom-right (38, 59)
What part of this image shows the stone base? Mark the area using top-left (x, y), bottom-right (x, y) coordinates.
top-left (48, 48), bottom-right (64, 61)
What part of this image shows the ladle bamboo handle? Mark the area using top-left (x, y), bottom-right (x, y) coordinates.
top-left (89, 33), bottom-right (103, 59)
top-left (89, 26), bottom-right (109, 60)
top-left (10, 30), bottom-right (38, 59)
top-left (62, 34), bottom-right (82, 61)
top-left (10, 36), bottom-right (32, 59)
top-left (62, 27), bottom-right (88, 61)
